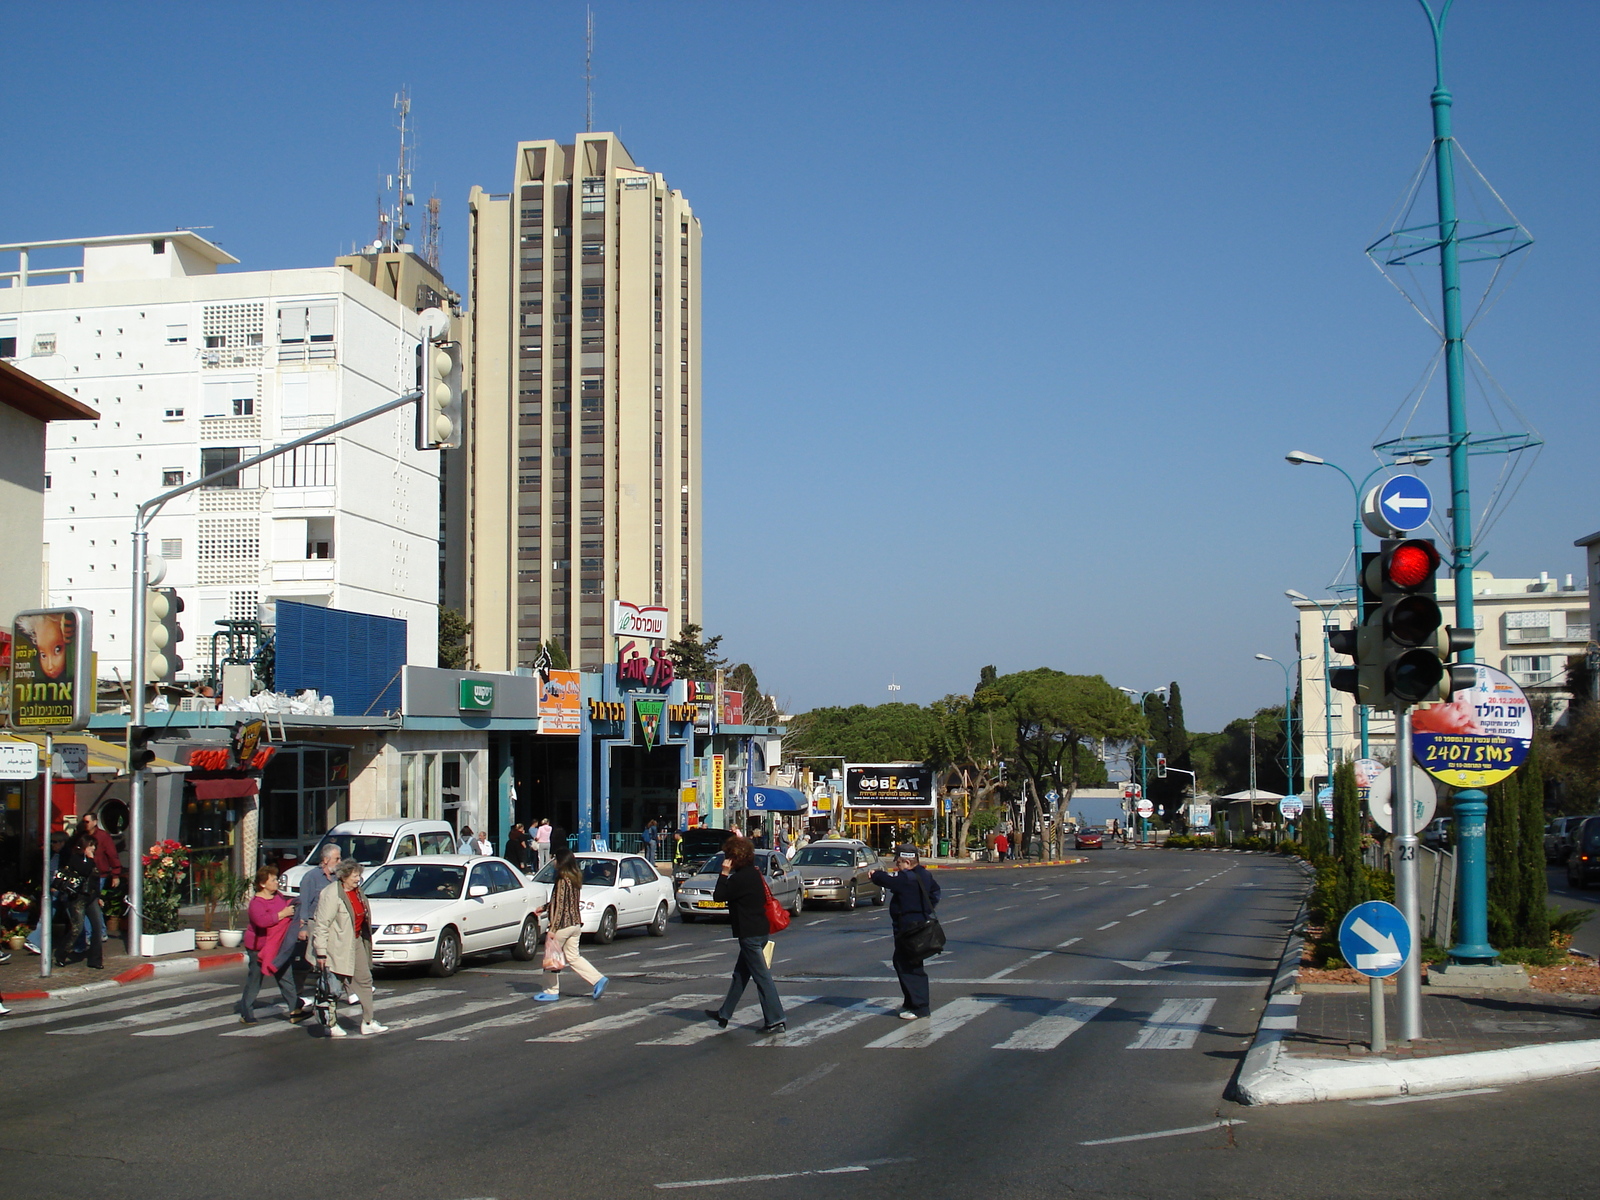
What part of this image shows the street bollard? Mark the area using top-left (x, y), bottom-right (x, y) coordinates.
top-left (1370, 976), bottom-right (1387, 1054)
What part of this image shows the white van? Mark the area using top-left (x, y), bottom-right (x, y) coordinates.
top-left (281, 818), bottom-right (459, 895)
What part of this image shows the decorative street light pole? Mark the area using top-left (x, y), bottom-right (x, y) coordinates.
top-left (1285, 591), bottom-right (1340, 813)
top-left (1252, 655), bottom-right (1311, 821)
top-left (1116, 686), bottom-right (1167, 844)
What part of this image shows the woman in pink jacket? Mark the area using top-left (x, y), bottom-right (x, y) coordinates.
top-left (237, 865), bottom-right (298, 1024)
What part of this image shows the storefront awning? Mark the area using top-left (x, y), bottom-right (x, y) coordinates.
top-left (0, 733), bottom-right (189, 776)
top-left (189, 778), bottom-right (260, 801)
top-left (748, 786), bottom-right (807, 812)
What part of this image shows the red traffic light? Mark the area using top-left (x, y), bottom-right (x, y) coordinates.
top-left (1387, 540), bottom-right (1440, 589)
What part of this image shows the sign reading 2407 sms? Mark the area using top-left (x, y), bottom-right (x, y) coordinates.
top-left (1411, 664), bottom-right (1532, 789)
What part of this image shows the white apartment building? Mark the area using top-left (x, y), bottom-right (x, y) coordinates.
top-left (0, 232), bottom-right (443, 681)
top-left (1291, 568), bottom-right (1592, 780)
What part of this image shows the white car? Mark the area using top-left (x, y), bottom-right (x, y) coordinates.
top-left (282, 818), bottom-right (458, 895)
top-left (362, 855), bottom-right (541, 977)
top-left (527, 852), bottom-right (675, 944)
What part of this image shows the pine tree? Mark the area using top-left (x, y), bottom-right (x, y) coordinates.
top-left (1329, 760), bottom-right (1370, 933)
top-left (1486, 771), bottom-right (1521, 949)
top-left (1515, 744), bottom-right (1550, 950)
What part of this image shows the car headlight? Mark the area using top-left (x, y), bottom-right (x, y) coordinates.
top-left (811, 878), bottom-right (843, 886)
top-left (382, 923), bottom-right (429, 935)
top-left (581, 899), bottom-right (595, 910)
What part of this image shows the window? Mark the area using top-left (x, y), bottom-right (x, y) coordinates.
top-left (395, 834), bottom-right (418, 859)
top-left (270, 442), bottom-right (336, 488)
top-left (166, 324), bottom-right (188, 344)
top-left (160, 538), bottom-right (182, 558)
top-left (163, 407), bottom-right (185, 421)
top-left (202, 378), bottom-right (254, 419)
top-left (278, 303), bottom-right (336, 344)
top-left (0, 318), bottom-right (16, 359)
top-left (33, 333), bottom-right (55, 355)
top-left (161, 469), bottom-right (184, 487)
top-left (419, 832), bottom-right (454, 856)
top-left (200, 447), bottom-right (245, 488)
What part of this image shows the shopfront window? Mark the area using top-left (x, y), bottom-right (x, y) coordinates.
top-left (399, 750), bottom-right (478, 829)
top-left (259, 744), bottom-right (350, 862)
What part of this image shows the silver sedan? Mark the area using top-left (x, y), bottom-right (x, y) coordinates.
top-left (676, 850), bottom-right (803, 923)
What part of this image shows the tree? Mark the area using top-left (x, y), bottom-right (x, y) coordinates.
top-left (1192, 708), bottom-right (1289, 797)
top-left (929, 688), bottom-right (1013, 857)
top-left (1146, 681), bottom-right (1193, 819)
top-left (1328, 759), bottom-right (1371, 935)
top-left (541, 638), bottom-right (569, 670)
top-left (1492, 747), bottom-right (1552, 950)
top-left (665, 624), bottom-right (726, 682)
top-left (1548, 702), bottom-right (1600, 811)
top-left (727, 661), bottom-right (781, 727)
top-left (787, 703), bottom-right (939, 762)
top-left (438, 608), bottom-right (471, 669)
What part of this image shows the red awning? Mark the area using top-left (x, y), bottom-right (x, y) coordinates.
top-left (189, 778), bottom-right (259, 801)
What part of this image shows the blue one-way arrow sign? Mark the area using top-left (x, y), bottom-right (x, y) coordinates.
top-left (1337, 900), bottom-right (1411, 978)
top-left (1377, 474), bottom-right (1432, 532)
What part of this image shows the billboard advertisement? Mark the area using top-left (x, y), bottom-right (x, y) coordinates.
top-left (1412, 664), bottom-right (1533, 790)
top-left (11, 608), bottom-right (93, 730)
top-left (844, 764), bottom-right (935, 809)
top-left (540, 669), bottom-right (582, 735)
top-left (612, 600), bottom-right (669, 640)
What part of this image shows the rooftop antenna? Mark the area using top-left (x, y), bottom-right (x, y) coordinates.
top-left (584, 6), bottom-right (594, 132)
top-left (378, 88), bottom-right (416, 252)
top-left (423, 194), bottom-right (441, 269)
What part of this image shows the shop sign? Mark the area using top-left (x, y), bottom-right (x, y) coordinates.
top-left (711, 754), bottom-right (725, 810)
top-left (613, 601), bottom-right (669, 640)
top-left (589, 699), bottom-right (627, 723)
top-left (458, 678), bottom-right (496, 712)
top-left (52, 742), bottom-right (89, 782)
top-left (541, 669), bottom-right (582, 735)
top-left (720, 690), bottom-right (744, 725)
top-left (617, 641), bottom-right (675, 690)
top-left (844, 764), bottom-right (935, 809)
top-left (0, 742), bottom-right (38, 780)
top-left (10, 608), bottom-right (93, 730)
top-left (231, 719), bottom-right (267, 769)
top-left (637, 699), bottom-right (664, 749)
top-left (667, 703), bottom-right (696, 723)
top-left (1412, 664), bottom-right (1533, 789)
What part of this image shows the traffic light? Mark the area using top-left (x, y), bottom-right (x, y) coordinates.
top-left (415, 337), bottom-right (462, 450)
top-left (1330, 539), bottom-right (1474, 711)
top-left (127, 725), bottom-right (155, 771)
top-left (1156, 753), bottom-right (1167, 779)
top-left (145, 586), bottom-right (184, 682)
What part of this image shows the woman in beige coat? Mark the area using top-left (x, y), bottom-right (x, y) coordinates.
top-left (311, 859), bottom-right (387, 1037)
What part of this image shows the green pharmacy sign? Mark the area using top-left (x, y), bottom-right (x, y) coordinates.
top-left (459, 678), bottom-right (495, 712)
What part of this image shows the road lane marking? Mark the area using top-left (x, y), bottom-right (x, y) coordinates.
top-left (755, 997), bottom-right (898, 1047)
top-left (420, 1002), bottom-right (563, 1041)
top-left (866, 996), bottom-right (1000, 1048)
top-left (1097, 922), bottom-right (1120, 930)
top-left (1152, 901), bottom-right (1166, 906)
top-left (1351, 1088), bottom-right (1501, 1106)
top-left (994, 997), bottom-right (1115, 1051)
top-left (656, 1159), bottom-right (914, 1190)
top-left (1127, 997), bottom-right (1216, 1049)
top-left (605, 952), bottom-right (641, 960)
top-left (995, 905), bottom-right (1016, 911)
top-left (1057, 937), bottom-right (1081, 948)
top-left (51, 994), bottom-right (240, 1035)
top-left (532, 994), bottom-right (719, 1043)
top-left (222, 988), bottom-right (461, 1037)
top-left (773, 1062), bottom-right (839, 1095)
top-left (0, 983), bottom-right (232, 1032)
top-left (985, 950), bottom-right (1055, 981)
top-left (136, 1004), bottom-right (288, 1036)
top-left (943, 916), bottom-right (970, 924)
top-left (1079, 1119), bottom-right (1244, 1146)
top-left (641, 997), bottom-right (818, 1045)
top-left (1127, 909), bottom-right (1147, 916)
top-left (382, 996), bottom-right (525, 1033)
top-left (805, 919), bottom-right (828, 926)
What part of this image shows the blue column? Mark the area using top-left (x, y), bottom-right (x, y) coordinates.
top-left (494, 735), bottom-right (513, 851)
top-left (577, 707), bottom-right (593, 852)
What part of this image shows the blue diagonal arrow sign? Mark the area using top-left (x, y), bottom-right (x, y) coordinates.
top-left (1337, 900), bottom-right (1411, 978)
top-left (1377, 474), bottom-right (1432, 532)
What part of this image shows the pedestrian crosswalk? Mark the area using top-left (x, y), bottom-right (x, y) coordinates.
top-left (6, 978), bottom-right (1234, 1059)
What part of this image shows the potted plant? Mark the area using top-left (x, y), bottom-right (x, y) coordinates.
top-left (101, 884), bottom-right (127, 938)
top-left (139, 840), bottom-right (196, 956)
top-left (194, 858), bottom-right (224, 950)
top-left (218, 869), bottom-right (251, 948)
top-left (6, 924), bottom-right (29, 953)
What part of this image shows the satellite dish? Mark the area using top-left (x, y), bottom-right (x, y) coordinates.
top-left (418, 307), bottom-right (450, 342)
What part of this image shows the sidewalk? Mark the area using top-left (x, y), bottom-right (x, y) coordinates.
top-left (921, 854), bottom-right (1089, 870)
top-left (1, 942), bottom-right (244, 1001)
top-left (1287, 990), bottom-right (1600, 1060)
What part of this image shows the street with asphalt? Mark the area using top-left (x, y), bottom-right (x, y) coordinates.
top-left (3, 851), bottom-right (1596, 1199)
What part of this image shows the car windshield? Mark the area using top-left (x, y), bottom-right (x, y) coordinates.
top-left (362, 863), bottom-right (465, 900)
top-left (531, 857), bottom-right (619, 888)
top-left (311, 834), bottom-right (393, 866)
top-left (795, 848), bottom-right (854, 867)
top-left (1584, 822), bottom-right (1600, 850)
top-left (695, 853), bottom-right (725, 877)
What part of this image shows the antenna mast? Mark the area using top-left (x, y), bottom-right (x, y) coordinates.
top-left (423, 195), bottom-right (442, 269)
top-left (379, 88), bottom-right (416, 252)
top-left (584, 6), bottom-right (594, 132)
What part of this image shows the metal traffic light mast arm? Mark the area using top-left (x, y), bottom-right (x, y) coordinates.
top-left (123, 385), bottom-right (423, 951)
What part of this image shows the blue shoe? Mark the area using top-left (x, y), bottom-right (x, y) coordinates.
top-left (592, 976), bottom-right (609, 1001)
top-left (534, 990), bottom-right (561, 1002)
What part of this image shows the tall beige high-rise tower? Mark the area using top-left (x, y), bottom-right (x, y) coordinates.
top-left (457, 134), bottom-right (702, 671)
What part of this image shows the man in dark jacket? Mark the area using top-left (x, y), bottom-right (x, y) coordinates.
top-left (81, 812), bottom-right (120, 958)
top-left (706, 836), bottom-right (785, 1033)
top-left (870, 845), bottom-right (942, 1020)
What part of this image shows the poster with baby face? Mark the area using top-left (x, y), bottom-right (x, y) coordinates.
top-left (11, 608), bottom-right (93, 730)
top-left (1411, 664), bottom-right (1532, 790)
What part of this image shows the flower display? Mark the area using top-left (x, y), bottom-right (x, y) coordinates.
top-left (141, 840), bottom-right (190, 934)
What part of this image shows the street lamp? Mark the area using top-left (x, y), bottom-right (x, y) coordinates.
top-left (1285, 589), bottom-right (1340, 807)
top-left (1116, 685), bottom-right (1168, 843)
top-left (1283, 449), bottom-right (1434, 758)
top-left (1252, 655), bottom-right (1312, 820)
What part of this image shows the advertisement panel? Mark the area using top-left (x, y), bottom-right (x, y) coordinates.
top-left (720, 690), bottom-right (744, 726)
top-left (540, 669), bottom-right (583, 735)
top-left (612, 601), bottom-right (669, 640)
top-left (1412, 664), bottom-right (1533, 789)
top-left (844, 764), bottom-right (935, 809)
top-left (10, 608), bottom-right (93, 730)
top-left (711, 754), bottom-right (725, 810)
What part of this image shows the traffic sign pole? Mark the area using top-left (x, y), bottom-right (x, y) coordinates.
top-left (1394, 708), bottom-right (1422, 1042)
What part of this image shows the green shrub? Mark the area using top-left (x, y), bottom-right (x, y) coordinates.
top-left (1496, 946), bottom-right (1564, 968)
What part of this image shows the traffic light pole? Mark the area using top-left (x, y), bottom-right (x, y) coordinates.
top-left (1394, 707), bottom-right (1422, 1041)
top-left (125, 386), bottom-right (422, 953)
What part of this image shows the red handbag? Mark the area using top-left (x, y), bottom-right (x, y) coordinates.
top-left (761, 877), bottom-right (791, 933)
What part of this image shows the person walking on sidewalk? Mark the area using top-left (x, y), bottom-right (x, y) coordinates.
top-left (311, 859), bottom-right (386, 1037)
top-left (81, 812), bottom-right (121, 955)
top-left (871, 844), bottom-right (942, 1020)
top-left (704, 835), bottom-right (785, 1034)
top-left (533, 849), bottom-right (607, 1002)
top-left (534, 819), bottom-right (552, 870)
top-left (56, 827), bottom-right (104, 970)
top-left (237, 866), bottom-right (298, 1024)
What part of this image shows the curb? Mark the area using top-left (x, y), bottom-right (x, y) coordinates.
top-left (5, 951), bottom-right (244, 1001)
top-left (924, 858), bottom-right (1089, 871)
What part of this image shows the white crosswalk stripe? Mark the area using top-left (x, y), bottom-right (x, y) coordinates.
top-left (51, 993), bottom-right (240, 1035)
top-left (1127, 998), bottom-right (1215, 1050)
top-left (866, 996), bottom-right (1000, 1049)
top-left (221, 989), bottom-right (461, 1037)
top-left (993, 997), bottom-right (1115, 1051)
top-left (418, 1003), bottom-right (561, 1042)
top-left (0, 982), bottom-right (231, 1032)
top-left (753, 997), bottom-right (899, 1047)
top-left (137, 1004), bottom-right (288, 1037)
top-left (640, 997), bottom-right (818, 1045)
top-left (531, 994), bottom-right (718, 1043)
top-left (381, 996), bottom-right (524, 1033)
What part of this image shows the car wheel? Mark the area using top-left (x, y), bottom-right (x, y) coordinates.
top-left (648, 902), bottom-right (669, 936)
top-left (596, 907), bottom-right (618, 944)
top-left (844, 884), bottom-right (857, 911)
top-left (429, 927), bottom-right (462, 978)
top-left (511, 915), bottom-right (540, 961)
top-left (789, 889), bottom-right (803, 917)
top-left (872, 887), bottom-right (886, 906)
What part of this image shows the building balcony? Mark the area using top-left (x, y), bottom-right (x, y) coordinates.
top-left (272, 559), bottom-right (336, 582)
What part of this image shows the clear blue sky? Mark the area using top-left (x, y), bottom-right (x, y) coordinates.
top-left (7, 2), bottom-right (1596, 730)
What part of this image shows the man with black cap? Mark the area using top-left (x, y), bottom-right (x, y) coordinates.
top-left (870, 844), bottom-right (941, 1020)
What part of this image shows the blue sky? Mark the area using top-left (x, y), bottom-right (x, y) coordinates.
top-left (6, 2), bottom-right (1596, 730)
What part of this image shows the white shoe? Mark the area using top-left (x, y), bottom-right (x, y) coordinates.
top-left (327, 1021), bottom-right (348, 1037)
top-left (0, 1003), bottom-right (10, 1016)
top-left (360, 1020), bottom-right (388, 1036)
top-left (343, 994), bottom-right (360, 1006)
top-left (899, 1010), bottom-right (921, 1021)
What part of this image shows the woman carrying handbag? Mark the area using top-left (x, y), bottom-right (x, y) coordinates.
top-left (703, 835), bottom-right (786, 1034)
top-left (534, 849), bottom-right (608, 1002)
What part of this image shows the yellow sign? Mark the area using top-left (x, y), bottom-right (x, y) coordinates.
top-left (711, 754), bottom-right (725, 810)
top-left (588, 699), bottom-right (627, 723)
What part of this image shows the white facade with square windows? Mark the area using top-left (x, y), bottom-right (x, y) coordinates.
top-left (0, 231), bottom-right (441, 681)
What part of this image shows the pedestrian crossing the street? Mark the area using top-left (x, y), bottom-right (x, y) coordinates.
top-left (7, 980), bottom-right (1232, 1057)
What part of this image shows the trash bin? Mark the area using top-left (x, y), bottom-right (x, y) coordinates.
top-left (938, 839), bottom-right (950, 858)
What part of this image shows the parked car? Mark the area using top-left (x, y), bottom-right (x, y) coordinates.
top-left (671, 827), bottom-right (732, 891)
top-left (362, 855), bottom-right (540, 977)
top-left (527, 852), bottom-right (675, 943)
top-left (1422, 818), bottom-right (1452, 849)
top-left (282, 818), bottom-right (459, 895)
top-left (1566, 818), bottom-right (1600, 889)
top-left (792, 841), bottom-right (885, 909)
top-left (1546, 816), bottom-right (1590, 864)
top-left (1074, 829), bottom-right (1104, 850)
top-left (676, 849), bottom-right (803, 923)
